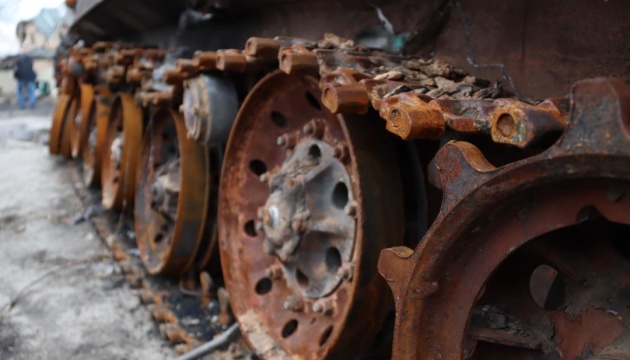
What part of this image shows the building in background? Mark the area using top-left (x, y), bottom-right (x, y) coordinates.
top-left (0, 5), bottom-right (73, 101)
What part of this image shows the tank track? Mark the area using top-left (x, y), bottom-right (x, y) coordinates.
top-left (48, 33), bottom-right (630, 360)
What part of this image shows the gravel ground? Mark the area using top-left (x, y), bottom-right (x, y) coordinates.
top-left (0, 113), bottom-right (174, 360)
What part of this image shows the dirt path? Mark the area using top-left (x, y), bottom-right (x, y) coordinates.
top-left (0, 114), bottom-right (174, 360)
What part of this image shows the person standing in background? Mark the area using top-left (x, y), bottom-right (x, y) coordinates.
top-left (14, 52), bottom-right (37, 109)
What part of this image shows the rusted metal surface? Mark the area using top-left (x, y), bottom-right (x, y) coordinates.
top-left (256, 38), bottom-right (570, 150)
top-left (409, 0), bottom-right (630, 99)
top-left (230, 35), bottom-right (514, 148)
top-left (378, 77), bottom-right (630, 359)
top-left (81, 89), bottom-right (111, 188)
top-left (67, 0), bottom-right (630, 99)
top-left (66, 91), bottom-right (82, 158)
top-left (101, 92), bottom-right (144, 211)
top-left (69, 83), bottom-right (96, 158)
top-left (134, 109), bottom-right (214, 275)
top-left (64, 44), bottom-right (157, 187)
top-left (215, 50), bottom-right (247, 73)
top-left (379, 95), bottom-right (567, 147)
top-left (48, 94), bottom-right (72, 156)
top-left (180, 74), bottom-right (239, 145)
top-left (58, 96), bottom-right (77, 159)
top-left (278, 45), bottom-right (320, 76)
top-left (218, 70), bottom-right (404, 359)
top-left (320, 70), bottom-right (371, 115)
top-left (48, 29), bottom-right (630, 360)
top-left (244, 37), bottom-right (281, 58)
top-left (52, 69), bottom-right (81, 159)
top-left (379, 92), bottom-right (445, 141)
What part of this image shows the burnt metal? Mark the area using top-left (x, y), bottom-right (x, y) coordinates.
top-left (81, 89), bottom-right (110, 188)
top-left (379, 94), bottom-right (567, 147)
top-left (47, 27), bottom-right (630, 360)
top-left (409, 0), bottom-right (630, 99)
top-left (135, 109), bottom-right (214, 275)
top-left (215, 50), bottom-right (247, 73)
top-left (70, 83), bottom-right (96, 158)
top-left (181, 74), bottom-right (239, 145)
top-left (271, 41), bottom-right (520, 148)
top-left (218, 70), bottom-right (404, 359)
top-left (101, 92), bottom-right (144, 211)
top-left (67, 85), bottom-right (83, 158)
top-left (59, 93), bottom-right (78, 158)
top-left (378, 78), bottom-right (630, 360)
top-left (299, 44), bottom-right (567, 148)
top-left (49, 93), bottom-right (72, 156)
top-left (95, 0), bottom-right (624, 100)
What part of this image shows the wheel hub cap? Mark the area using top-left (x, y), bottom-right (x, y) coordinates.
top-left (259, 138), bottom-right (355, 298)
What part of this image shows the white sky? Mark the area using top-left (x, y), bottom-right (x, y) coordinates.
top-left (0, 0), bottom-right (66, 56)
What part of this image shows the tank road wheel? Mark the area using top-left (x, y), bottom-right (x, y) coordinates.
top-left (219, 71), bottom-right (405, 359)
top-left (61, 95), bottom-right (79, 158)
top-left (81, 90), bottom-right (111, 188)
top-left (68, 84), bottom-right (83, 158)
top-left (69, 83), bottom-right (95, 158)
top-left (49, 94), bottom-right (71, 155)
top-left (134, 109), bottom-right (214, 275)
top-left (379, 78), bottom-right (630, 360)
top-left (101, 92), bottom-right (143, 211)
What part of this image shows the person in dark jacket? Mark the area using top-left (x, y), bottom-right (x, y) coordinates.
top-left (14, 53), bottom-right (37, 109)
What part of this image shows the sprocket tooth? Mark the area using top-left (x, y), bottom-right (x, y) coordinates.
top-left (381, 77), bottom-right (630, 360)
top-left (553, 77), bottom-right (630, 156)
top-left (378, 246), bottom-right (417, 303)
top-left (431, 141), bottom-right (496, 212)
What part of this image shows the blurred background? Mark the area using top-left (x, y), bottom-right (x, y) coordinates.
top-left (0, 0), bottom-right (72, 103)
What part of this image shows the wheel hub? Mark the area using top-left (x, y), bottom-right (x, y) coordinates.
top-left (110, 133), bottom-right (123, 169)
top-left (259, 137), bottom-right (355, 299)
top-left (70, 106), bottom-right (83, 158)
top-left (83, 124), bottom-right (98, 182)
top-left (151, 159), bottom-right (180, 218)
top-left (81, 92), bottom-right (109, 189)
top-left (87, 125), bottom-right (97, 153)
top-left (73, 111), bottom-right (82, 140)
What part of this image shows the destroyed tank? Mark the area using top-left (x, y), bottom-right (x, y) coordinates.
top-left (49, 0), bottom-right (630, 359)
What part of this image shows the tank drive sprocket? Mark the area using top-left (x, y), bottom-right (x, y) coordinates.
top-left (379, 78), bottom-right (630, 360)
